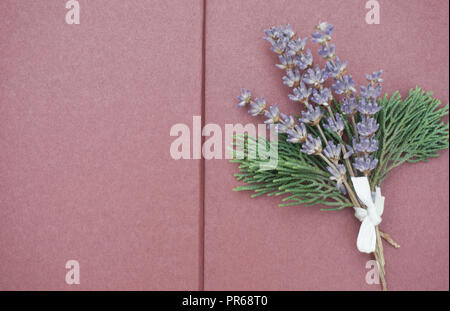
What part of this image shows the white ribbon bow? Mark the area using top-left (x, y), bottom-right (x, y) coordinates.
top-left (351, 176), bottom-right (385, 254)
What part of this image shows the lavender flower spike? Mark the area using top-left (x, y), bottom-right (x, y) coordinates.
top-left (311, 88), bottom-right (332, 106)
top-left (326, 56), bottom-right (347, 78)
top-left (316, 22), bottom-right (334, 35)
top-left (301, 134), bottom-right (322, 155)
top-left (263, 25), bottom-right (294, 49)
top-left (323, 113), bottom-right (345, 136)
top-left (237, 89), bottom-right (251, 108)
top-left (288, 82), bottom-right (312, 103)
top-left (286, 37), bottom-right (307, 56)
top-left (357, 97), bottom-right (382, 116)
top-left (263, 26), bottom-right (279, 40)
top-left (300, 105), bottom-right (323, 125)
top-left (282, 24), bottom-right (296, 40)
top-left (318, 44), bottom-right (336, 59)
top-left (311, 32), bottom-right (330, 45)
top-left (264, 104), bottom-right (281, 125)
top-left (345, 137), bottom-right (379, 159)
top-left (303, 65), bottom-right (328, 88)
top-left (360, 84), bottom-right (382, 100)
top-left (276, 113), bottom-right (295, 133)
top-left (269, 39), bottom-right (287, 55)
top-left (366, 70), bottom-right (383, 84)
top-left (294, 49), bottom-right (313, 70)
top-left (282, 69), bottom-right (301, 88)
top-left (275, 55), bottom-right (294, 70)
top-left (355, 137), bottom-right (379, 154)
top-left (353, 155), bottom-right (378, 176)
top-left (333, 75), bottom-right (357, 95)
top-left (343, 144), bottom-right (354, 159)
top-left (340, 95), bottom-right (357, 116)
top-left (248, 97), bottom-right (266, 116)
top-left (323, 142), bottom-right (342, 163)
top-left (286, 123), bottom-right (308, 144)
top-left (327, 164), bottom-right (347, 194)
top-left (357, 116), bottom-right (379, 137)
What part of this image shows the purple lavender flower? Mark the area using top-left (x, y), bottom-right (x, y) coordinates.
top-left (263, 26), bottom-right (279, 40)
top-left (345, 137), bottom-right (379, 158)
top-left (327, 164), bottom-right (347, 194)
top-left (288, 82), bottom-right (312, 102)
top-left (340, 95), bottom-right (357, 115)
top-left (353, 155), bottom-right (378, 176)
top-left (366, 70), bottom-right (383, 84)
top-left (311, 88), bottom-right (332, 106)
top-left (325, 57), bottom-right (347, 78)
top-left (360, 84), bottom-right (382, 100)
top-left (269, 39), bottom-right (288, 55)
top-left (333, 75), bottom-right (356, 95)
top-left (323, 142), bottom-right (341, 162)
top-left (300, 105), bottom-right (323, 125)
top-left (355, 137), bottom-right (379, 154)
top-left (301, 134), bottom-right (322, 155)
top-left (286, 37), bottom-right (307, 56)
top-left (311, 32), bottom-right (330, 45)
top-left (275, 55), bottom-right (294, 70)
top-left (357, 97), bottom-right (382, 115)
top-left (264, 25), bottom-right (294, 42)
top-left (343, 144), bottom-right (353, 159)
top-left (276, 113), bottom-right (295, 133)
top-left (357, 116), bottom-right (379, 137)
top-left (248, 97), bottom-right (266, 116)
top-left (281, 24), bottom-right (295, 40)
top-left (318, 44), bottom-right (335, 59)
top-left (282, 69), bottom-right (301, 88)
top-left (286, 123), bottom-right (308, 143)
top-left (323, 113), bottom-right (345, 135)
top-left (303, 65), bottom-right (328, 88)
top-left (264, 104), bottom-right (281, 125)
top-left (294, 49), bottom-right (313, 70)
top-left (316, 22), bottom-right (334, 36)
top-left (237, 89), bottom-right (251, 108)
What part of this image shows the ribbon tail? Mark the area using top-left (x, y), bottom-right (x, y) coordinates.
top-left (357, 218), bottom-right (377, 253)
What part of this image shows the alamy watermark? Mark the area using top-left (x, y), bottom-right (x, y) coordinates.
top-left (365, 0), bottom-right (380, 24)
top-left (65, 259), bottom-right (80, 285)
top-left (65, 0), bottom-right (80, 25)
top-left (169, 116), bottom-right (279, 170)
top-left (365, 260), bottom-right (381, 285)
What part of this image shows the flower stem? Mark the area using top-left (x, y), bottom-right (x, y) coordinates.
top-left (325, 106), bottom-right (355, 177)
top-left (375, 226), bottom-right (387, 291)
top-left (379, 231), bottom-right (400, 248)
top-left (316, 124), bottom-right (329, 146)
top-left (351, 115), bottom-right (359, 140)
top-left (318, 153), bottom-right (359, 206)
top-left (342, 147), bottom-right (355, 177)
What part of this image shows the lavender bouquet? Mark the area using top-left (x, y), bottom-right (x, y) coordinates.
top-left (232, 22), bottom-right (449, 290)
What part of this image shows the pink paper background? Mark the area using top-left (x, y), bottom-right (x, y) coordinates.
top-left (0, 0), bottom-right (203, 290)
top-left (1, 0), bottom-right (449, 290)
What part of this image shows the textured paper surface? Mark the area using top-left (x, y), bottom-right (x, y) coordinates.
top-left (0, 0), bottom-right (448, 290)
top-left (0, 0), bottom-right (203, 290)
